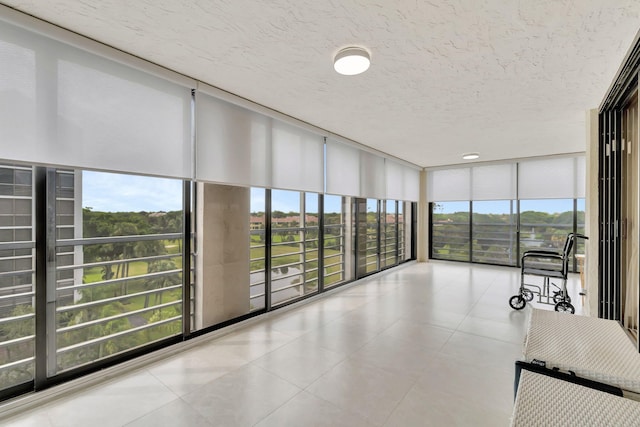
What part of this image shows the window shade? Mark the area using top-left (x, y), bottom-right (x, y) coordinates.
top-left (427, 168), bottom-right (471, 201)
top-left (385, 159), bottom-right (421, 202)
top-left (271, 121), bottom-right (324, 193)
top-left (471, 164), bottom-right (517, 200)
top-left (325, 139), bottom-right (360, 196)
top-left (0, 20), bottom-right (192, 179)
top-left (518, 157), bottom-right (585, 199)
top-left (196, 92), bottom-right (271, 187)
top-left (360, 151), bottom-right (386, 199)
top-left (576, 156), bottom-right (586, 198)
top-left (385, 160), bottom-right (404, 200)
top-left (404, 167), bottom-right (420, 202)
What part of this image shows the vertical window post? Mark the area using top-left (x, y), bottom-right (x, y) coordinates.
top-left (265, 189), bottom-right (272, 311)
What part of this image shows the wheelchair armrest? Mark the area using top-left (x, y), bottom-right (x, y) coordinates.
top-left (522, 251), bottom-right (563, 260)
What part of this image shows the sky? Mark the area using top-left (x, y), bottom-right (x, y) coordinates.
top-left (252, 188), bottom-right (343, 213)
top-left (82, 170), bottom-right (584, 214)
top-left (83, 172), bottom-right (343, 213)
top-left (82, 171), bottom-right (182, 212)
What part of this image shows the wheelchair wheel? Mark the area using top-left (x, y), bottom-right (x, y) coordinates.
top-left (554, 301), bottom-right (575, 314)
top-left (509, 295), bottom-right (526, 310)
top-left (522, 289), bottom-right (534, 302)
top-left (552, 292), bottom-right (571, 304)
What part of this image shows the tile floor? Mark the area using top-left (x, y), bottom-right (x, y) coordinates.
top-left (0, 261), bottom-right (584, 426)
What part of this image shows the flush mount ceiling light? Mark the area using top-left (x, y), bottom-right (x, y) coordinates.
top-left (462, 152), bottom-right (480, 160)
top-left (334, 47), bottom-right (370, 75)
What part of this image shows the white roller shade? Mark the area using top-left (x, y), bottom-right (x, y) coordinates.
top-left (196, 92), bottom-right (271, 187)
top-left (518, 156), bottom-right (584, 199)
top-left (360, 151), bottom-right (386, 199)
top-left (271, 121), bottom-right (324, 193)
top-left (471, 164), bottom-right (517, 200)
top-left (385, 160), bottom-right (404, 200)
top-left (0, 19), bottom-right (192, 178)
top-left (576, 155), bottom-right (586, 198)
top-left (385, 159), bottom-right (420, 202)
top-left (404, 167), bottom-right (420, 202)
top-left (428, 168), bottom-right (471, 201)
top-left (326, 139), bottom-right (360, 196)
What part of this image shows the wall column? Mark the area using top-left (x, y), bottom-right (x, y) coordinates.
top-left (195, 182), bottom-right (250, 329)
top-left (417, 169), bottom-right (429, 262)
top-left (585, 108), bottom-right (599, 317)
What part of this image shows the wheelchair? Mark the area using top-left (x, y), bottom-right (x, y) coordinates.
top-left (509, 233), bottom-right (588, 314)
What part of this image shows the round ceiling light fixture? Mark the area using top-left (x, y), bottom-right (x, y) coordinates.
top-left (334, 47), bottom-right (370, 75)
top-left (462, 152), bottom-right (480, 160)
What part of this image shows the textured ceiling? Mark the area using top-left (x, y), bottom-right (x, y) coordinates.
top-left (2, 0), bottom-right (639, 167)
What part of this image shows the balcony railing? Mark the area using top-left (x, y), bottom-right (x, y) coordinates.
top-left (52, 232), bottom-right (187, 373)
top-left (432, 220), bottom-right (585, 269)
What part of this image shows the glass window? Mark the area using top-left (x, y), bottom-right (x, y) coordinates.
top-left (270, 190), bottom-right (319, 307)
top-left (324, 195), bottom-right (347, 288)
top-left (365, 199), bottom-right (380, 273)
top-left (431, 201), bottom-right (470, 261)
top-left (381, 200), bottom-right (398, 268)
top-left (472, 200), bottom-right (517, 266)
top-left (249, 188), bottom-right (266, 312)
top-left (0, 164), bottom-right (35, 392)
top-left (398, 202), bottom-right (406, 261)
top-left (55, 170), bottom-right (183, 373)
top-left (519, 199), bottom-right (574, 256)
top-left (575, 198), bottom-right (586, 270)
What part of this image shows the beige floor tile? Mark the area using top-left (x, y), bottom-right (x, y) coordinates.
top-left (255, 391), bottom-right (372, 427)
top-left (251, 336), bottom-right (346, 388)
top-left (306, 358), bottom-right (416, 426)
top-left (385, 382), bottom-right (511, 426)
top-left (181, 364), bottom-right (300, 426)
top-left (439, 331), bottom-right (524, 374)
top-left (46, 371), bottom-right (177, 427)
top-left (124, 399), bottom-right (213, 427)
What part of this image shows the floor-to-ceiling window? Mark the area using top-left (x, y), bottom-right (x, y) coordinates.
top-left (381, 200), bottom-right (398, 268)
top-left (0, 166), bottom-right (186, 397)
top-left (0, 164), bottom-right (35, 394)
top-left (56, 170), bottom-right (184, 373)
top-left (431, 199), bottom-right (584, 269)
top-left (398, 202), bottom-right (406, 261)
top-left (364, 199), bottom-right (380, 274)
top-left (249, 188), bottom-right (266, 312)
top-left (323, 195), bottom-right (350, 288)
top-left (471, 200), bottom-right (518, 266)
top-left (519, 198), bottom-right (575, 265)
top-left (270, 190), bottom-right (320, 307)
top-left (430, 201), bottom-right (471, 262)
top-left (429, 157), bottom-right (585, 270)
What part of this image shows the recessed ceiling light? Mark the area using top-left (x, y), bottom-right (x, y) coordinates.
top-left (334, 47), bottom-right (370, 75)
top-left (462, 153), bottom-right (480, 160)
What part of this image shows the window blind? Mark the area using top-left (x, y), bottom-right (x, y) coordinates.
top-left (196, 92), bottom-right (271, 187)
top-left (271, 120), bottom-right (324, 193)
top-left (0, 19), bottom-right (192, 178)
top-left (325, 139), bottom-right (360, 196)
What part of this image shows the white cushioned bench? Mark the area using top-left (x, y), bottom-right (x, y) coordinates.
top-left (511, 369), bottom-right (640, 426)
top-left (523, 308), bottom-right (640, 396)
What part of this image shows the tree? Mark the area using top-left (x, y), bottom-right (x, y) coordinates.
top-left (144, 259), bottom-right (180, 308)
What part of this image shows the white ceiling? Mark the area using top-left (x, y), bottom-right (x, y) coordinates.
top-left (2, 0), bottom-right (639, 168)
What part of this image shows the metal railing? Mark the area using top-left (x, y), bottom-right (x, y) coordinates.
top-left (52, 233), bottom-right (185, 373)
top-left (432, 219), bottom-right (585, 269)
